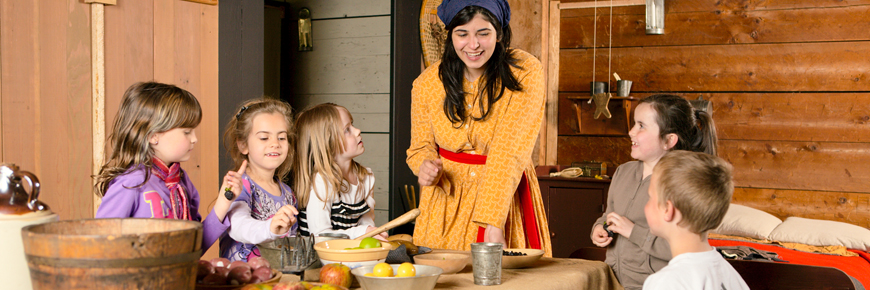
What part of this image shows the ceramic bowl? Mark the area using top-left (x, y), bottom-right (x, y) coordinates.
top-left (501, 248), bottom-right (545, 269)
top-left (413, 252), bottom-right (471, 274)
top-left (319, 257), bottom-right (386, 270)
top-left (314, 239), bottom-right (392, 269)
top-left (351, 264), bottom-right (443, 290)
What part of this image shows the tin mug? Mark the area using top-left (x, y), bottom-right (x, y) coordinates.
top-left (471, 242), bottom-right (503, 286)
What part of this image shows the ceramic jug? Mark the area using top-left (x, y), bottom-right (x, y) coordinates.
top-left (0, 163), bottom-right (50, 215)
top-left (0, 163), bottom-right (57, 289)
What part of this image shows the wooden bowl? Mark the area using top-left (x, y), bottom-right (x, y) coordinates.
top-left (314, 239), bottom-right (392, 262)
top-left (501, 248), bottom-right (545, 269)
top-left (413, 252), bottom-right (471, 274)
top-left (269, 282), bottom-right (349, 290)
top-left (195, 269), bottom-right (282, 290)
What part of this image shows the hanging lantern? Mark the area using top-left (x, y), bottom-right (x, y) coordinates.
top-left (645, 0), bottom-right (664, 35)
top-left (299, 7), bottom-right (313, 51)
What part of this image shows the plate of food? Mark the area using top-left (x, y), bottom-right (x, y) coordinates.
top-left (267, 281), bottom-right (349, 290)
top-left (501, 248), bottom-right (545, 269)
top-left (196, 257), bottom-right (282, 290)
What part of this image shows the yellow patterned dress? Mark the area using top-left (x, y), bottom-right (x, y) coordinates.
top-left (406, 49), bottom-right (552, 257)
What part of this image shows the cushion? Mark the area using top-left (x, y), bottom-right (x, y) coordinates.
top-left (711, 204), bottom-right (782, 240)
top-left (769, 217), bottom-right (870, 251)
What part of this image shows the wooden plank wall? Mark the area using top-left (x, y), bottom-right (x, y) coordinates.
top-left (555, 0), bottom-right (870, 227)
top-left (105, 0), bottom-right (220, 221)
top-left (0, 0), bottom-right (219, 221)
top-left (0, 0), bottom-right (92, 219)
top-left (279, 0), bottom-right (392, 226)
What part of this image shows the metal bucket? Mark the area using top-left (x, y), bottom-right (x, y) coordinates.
top-left (22, 218), bottom-right (202, 290)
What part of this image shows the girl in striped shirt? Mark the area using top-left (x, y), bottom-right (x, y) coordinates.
top-left (293, 103), bottom-right (388, 241)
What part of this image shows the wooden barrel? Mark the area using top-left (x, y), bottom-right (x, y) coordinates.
top-left (21, 218), bottom-right (203, 290)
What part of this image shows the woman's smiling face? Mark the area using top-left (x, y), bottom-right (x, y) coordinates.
top-left (451, 13), bottom-right (497, 80)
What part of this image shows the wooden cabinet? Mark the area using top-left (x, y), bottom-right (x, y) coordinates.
top-left (536, 167), bottom-right (610, 258)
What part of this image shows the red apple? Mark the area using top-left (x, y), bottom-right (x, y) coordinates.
top-left (197, 260), bottom-right (215, 280)
top-left (229, 261), bottom-right (251, 271)
top-left (250, 266), bottom-right (273, 283)
top-left (215, 266), bottom-right (231, 277)
top-left (210, 257), bottom-right (231, 269)
top-left (201, 272), bottom-right (228, 285)
top-left (319, 263), bottom-right (352, 288)
top-left (228, 266), bottom-right (253, 285)
top-left (248, 256), bottom-right (271, 270)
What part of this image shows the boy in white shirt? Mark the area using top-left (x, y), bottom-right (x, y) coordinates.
top-left (642, 150), bottom-right (749, 290)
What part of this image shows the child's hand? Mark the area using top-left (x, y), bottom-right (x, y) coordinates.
top-left (591, 223), bottom-right (613, 247)
top-left (605, 212), bottom-right (635, 239)
top-left (270, 205), bottom-right (299, 235)
top-left (220, 160), bottom-right (248, 200)
top-left (365, 226), bottom-right (389, 242)
top-left (417, 158), bottom-right (443, 186)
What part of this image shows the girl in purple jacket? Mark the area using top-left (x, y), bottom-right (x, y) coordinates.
top-left (93, 82), bottom-right (274, 253)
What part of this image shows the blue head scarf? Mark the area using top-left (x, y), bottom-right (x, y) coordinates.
top-left (437, 0), bottom-right (511, 28)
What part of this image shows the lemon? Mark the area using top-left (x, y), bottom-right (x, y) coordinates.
top-left (395, 262), bottom-right (416, 277)
top-left (359, 237), bottom-right (381, 249)
top-left (372, 262), bottom-right (393, 277)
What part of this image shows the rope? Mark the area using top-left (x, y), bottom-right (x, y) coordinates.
top-left (608, 0), bottom-right (613, 89)
top-left (590, 0), bottom-right (598, 104)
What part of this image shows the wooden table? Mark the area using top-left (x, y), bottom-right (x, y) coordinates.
top-left (290, 257), bottom-right (623, 290)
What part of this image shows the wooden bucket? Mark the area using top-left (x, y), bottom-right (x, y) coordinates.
top-left (21, 218), bottom-right (203, 290)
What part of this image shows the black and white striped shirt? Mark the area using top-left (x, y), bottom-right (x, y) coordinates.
top-left (297, 170), bottom-right (376, 239)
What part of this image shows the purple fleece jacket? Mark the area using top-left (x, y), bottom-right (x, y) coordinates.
top-left (95, 165), bottom-right (229, 253)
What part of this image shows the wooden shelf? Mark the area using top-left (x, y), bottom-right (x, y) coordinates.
top-left (566, 94), bottom-right (638, 134)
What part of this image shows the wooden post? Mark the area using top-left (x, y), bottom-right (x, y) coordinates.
top-left (85, 0), bottom-right (115, 215)
top-left (545, 1), bottom-right (560, 165)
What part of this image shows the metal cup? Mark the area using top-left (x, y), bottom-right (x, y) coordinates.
top-left (471, 242), bottom-right (503, 286)
top-left (591, 81), bottom-right (608, 96)
top-left (616, 80), bottom-right (633, 97)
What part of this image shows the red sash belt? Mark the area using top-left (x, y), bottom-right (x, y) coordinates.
top-left (438, 148), bottom-right (542, 250)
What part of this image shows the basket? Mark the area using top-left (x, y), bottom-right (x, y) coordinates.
top-left (420, 0), bottom-right (446, 68)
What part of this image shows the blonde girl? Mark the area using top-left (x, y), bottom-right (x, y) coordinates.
top-left (219, 98), bottom-right (299, 262)
top-left (293, 103), bottom-right (387, 241)
top-left (95, 81), bottom-right (236, 252)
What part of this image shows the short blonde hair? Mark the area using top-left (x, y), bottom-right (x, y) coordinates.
top-left (653, 150), bottom-right (733, 234)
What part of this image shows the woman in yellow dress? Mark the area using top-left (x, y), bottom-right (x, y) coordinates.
top-left (407, 0), bottom-right (552, 256)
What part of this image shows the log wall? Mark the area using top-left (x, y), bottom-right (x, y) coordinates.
top-left (554, 0), bottom-right (870, 227)
top-left (0, 0), bottom-right (219, 221)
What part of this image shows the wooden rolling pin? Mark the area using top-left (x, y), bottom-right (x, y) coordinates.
top-left (355, 208), bottom-right (420, 240)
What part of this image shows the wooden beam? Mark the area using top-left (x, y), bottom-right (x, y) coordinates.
top-left (91, 3), bottom-right (106, 215)
top-left (545, 1), bottom-right (561, 165)
top-left (560, 0), bottom-right (644, 9)
top-left (559, 42), bottom-right (870, 92)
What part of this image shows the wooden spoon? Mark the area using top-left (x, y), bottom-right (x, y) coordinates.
top-left (355, 208), bottom-right (421, 240)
